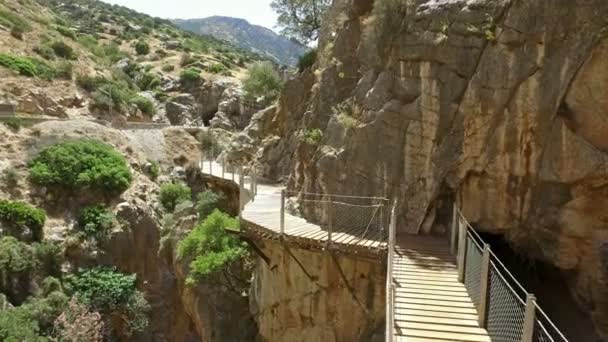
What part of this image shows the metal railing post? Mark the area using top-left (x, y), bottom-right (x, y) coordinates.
top-left (231, 166), bottom-right (235, 182)
top-left (457, 215), bottom-right (467, 283)
top-left (249, 169), bottom-right (255, 201)
top-left (221, 157), bottom-right (225, 179)
top-left (386, 200), bottom-right (397, 342)
top-left (327, 195), bottom-right (332, 246)
top-left (209, 156), bottom-right (212, 176)
top-left (478, 244), bottom-right (491, 327)
top-left (450, 204), bottom-right (458, 255)
top-left (280, 189), bottom-right (285, 236)
top-left (238, 165), bottom-right (244, 219)
top-left (522, 294), bottom-right (537, 342)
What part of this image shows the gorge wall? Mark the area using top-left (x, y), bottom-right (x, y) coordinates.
top-left (239, 0), bottom-right (608, 339)
top-left (249, 239), bottom-right (385, 342)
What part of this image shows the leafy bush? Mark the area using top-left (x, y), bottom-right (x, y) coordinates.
top-left (179, 67), bottom-right (201, 86)
top-left (299, 128), bottom-right (323, 145)
top-left (28, 140), bottom-right (132, 194)
top-left (0, 237), bottom-right (36, 299)
top-left (1, 167), bottom-right (19, 187)
top-left (0, 53), bottom-right (55, 79)
top-left (64, 268), bottom-right (150, 335)
top-left (147, 160), bottom-right (160, 180)
top-left (130, 96), bottom-right (156, 116)
top-left (177, 210), bottom-right (245, 285)
top-left (0, 291), bottom-right (68, 341)
top-left (196, 191), bottom-right (224, 220)
top-left (207, 63), bottom-right (228, 74)
top-left (0, 200), bottom-right (46, 241)
top-left (3, 117), bottom-right (22, 131)
top-left (159, 182), bottom-right (191, 212)
top-left (10, 24), bottom-right (24, 40)
top-left (56, 25), bottom-right (76, 40)
top-left (242, 61), bottom-right (282, 101)
top-left (161, 64), bottom-right (174, 72)
top-left (134, 40), bottom-right (150, 55)
top-left (55, 61), bottom-right (73, 80)
top-left (51, 41), bottom-right (77, 60)
top-left (76, 206), bottom-right (115, 242)
top-left (136, 72), bottom-right (160, 91)
top-left (34, 45), bottom-right (55, 61)
top-left (298, 48), bottom-right (317, 72)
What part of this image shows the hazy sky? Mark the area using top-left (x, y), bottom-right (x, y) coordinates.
top-left (101, 0), bottom-right (278, 29)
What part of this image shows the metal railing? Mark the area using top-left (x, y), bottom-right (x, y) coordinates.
top-left (385, 201), bottom-right (397, 342)
top-left (451, 207), bottom-right (569, 342)
top-left (200, 150), bottom-right (389, 249)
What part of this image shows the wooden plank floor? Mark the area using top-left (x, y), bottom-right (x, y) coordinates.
top-left (392, 235), bottom-right (490, 342)
top-left (201, 161), bottom-right (386, 250)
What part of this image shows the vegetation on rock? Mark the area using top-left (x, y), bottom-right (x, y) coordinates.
top-left (0, 200), bottom-right (46, 242)
top-left (159, 182), bottom-right (192, 212)
top-left (271, 0), bottom-right (331, 44)
top-left (177, 210), bottom-right (247, 286)
top-left (0, 53), bottom-right (55, 79)
top-left (299, 128), bottom-right (323, 145)
top-left (297, 48), bottom-right (317, 72)
top-left (76, 206), bottom-right (115, 242)
top-left (28, 140), bottom-right (132, 194)
top-left (195, 191), bottom-right (225, 219)
top-left (243, 61), bottom-right (283, 101)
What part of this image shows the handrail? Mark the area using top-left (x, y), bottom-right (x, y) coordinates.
top-left (385, 200), bottom-right (397, 342)
top-left (454, 206), bottom-right (569, 342)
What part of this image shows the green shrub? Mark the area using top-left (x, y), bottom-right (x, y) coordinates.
top-left (28, 140), bottom-right (132, 194)
top-left (55, 25), bottom-right (76, 40)
top-left (130, 96), bottom-right (156, 116)
top-left (298, 48), bottom-right (317, 72)
top-left (177, 210), bottom-right (245, 285)
top-left (75, 74), bottom-right (105, 92)
top-left (3, 117), bottom-right (22, 131)
top-left (51, 41), bottom-right (77, 60)
top-left (76, 206), bottom-right (115, 242)
top-left (195, 191), bottom-right (224, 220)
top-left (136, 72), bottom-right (160, 91)
top-left (64, 268), bottom-right (150, 335)
top-left (207, 63), bottom-right (228, 74)
top-left (161, 64), bottom-right (174, 72)
top-left (2, 167), bottom-right (19, 187)
top-left (32, 242), bottom-right (62, 278)
top-left (0, 200), bottom-right (46, 241)
top-left (179, 52), bottom-right (194, 67)
top-left (159, 182), bottom-right (191, 212)
top-left (147, 160), bottom-right (160, 180)
top-left (242, 61), bottom-right (282, 101)
top-left (55, 61), bottom-right (73, 80)
top-left (34, 45), bottom-right (55, 61)
top-left (10, 24), bottom-right (25, 40)
top-left (299, 128), bottom-right (323, 146)
top-left (0, 53), bottom-right (55, 79)
top-left (134, 40), bottom-right (150, 55)
top-left (0, 237), bottom-right (37, 302)
top-left (179, 67), bottom-right (201, 86)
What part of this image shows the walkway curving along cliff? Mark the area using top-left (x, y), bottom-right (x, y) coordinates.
top-left (199, 156), bottom-right (568, 342)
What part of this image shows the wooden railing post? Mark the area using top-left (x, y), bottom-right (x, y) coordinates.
top-left (457, 216), bottom-right (467, 282)
top-left (522, 294), bottom-right (537, 342)
top-left (450, 204), bottom-right (458, 255)
top-left (280, 190), bottom-right (285, 236)
top-left (478, 244), bottom-right (491, 327)
top-left (327, 195), bottom-right (332, 245)
top-left (238, 165), bottom-right (244, 219)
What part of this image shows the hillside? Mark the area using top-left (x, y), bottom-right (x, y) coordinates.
top-left (0, 0), bottom-right (268, 124)
top-left (173, 16), bottom-right (307, 66)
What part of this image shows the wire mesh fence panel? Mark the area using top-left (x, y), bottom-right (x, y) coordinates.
top-left (486, 261), bottom-right (526, 342)
top-left (534, 305), bottom-right (568, 342)
top-left (465, 234), bottom-right (483, 307)
top-left (534, 319), bottom-right (555, 342)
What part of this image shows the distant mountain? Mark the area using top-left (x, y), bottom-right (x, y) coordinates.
top-left (173, 16), bottom-right (307, 66)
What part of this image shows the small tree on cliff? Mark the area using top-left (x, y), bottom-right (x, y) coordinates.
top-left (271, 0), bottom-right (331, 44)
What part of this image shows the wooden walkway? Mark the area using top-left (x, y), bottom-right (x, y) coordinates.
top-left (201, 161), bottom-right (387, 254)
top-left (392, 235), bottom-right (490, 342)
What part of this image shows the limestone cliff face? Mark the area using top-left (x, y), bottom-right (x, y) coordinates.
top-left (250, 239), bottom-right (385, 342)
top-left (247, 0), bottom-right (608, 338)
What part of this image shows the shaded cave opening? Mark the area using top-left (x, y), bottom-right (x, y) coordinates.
top-left (477, 231), bottom-right (601, 342)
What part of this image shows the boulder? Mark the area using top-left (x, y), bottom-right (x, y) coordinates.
top-left (165, 101), bottom-right (193, 125)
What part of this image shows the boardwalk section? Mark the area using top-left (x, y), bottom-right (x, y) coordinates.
top-left (392, 235), bottom-right (490, 342)
top-left (200, 161), bottom-right (388, 255)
